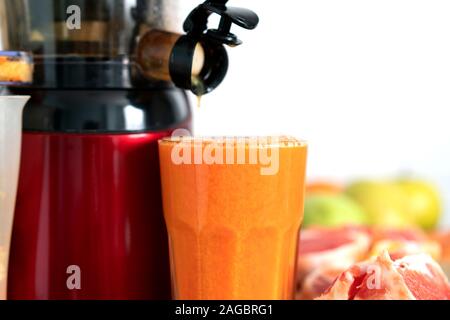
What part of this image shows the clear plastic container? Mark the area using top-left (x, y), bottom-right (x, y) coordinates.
top-left (0, 96), bottom-right (28, 299)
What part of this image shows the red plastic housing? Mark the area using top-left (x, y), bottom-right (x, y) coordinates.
top-left (8, 131), bottom-right (173, 300)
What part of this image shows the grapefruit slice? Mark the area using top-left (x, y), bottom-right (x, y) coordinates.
top-left (297, 226), bottom-right (371, 299)
top-left (318, 251), bottom-right (450, 300)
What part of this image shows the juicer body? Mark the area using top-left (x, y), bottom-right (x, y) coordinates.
top-left (7, 88), bottom-right (191, 300)
top-left (0, 0), bottom-right (192, 299)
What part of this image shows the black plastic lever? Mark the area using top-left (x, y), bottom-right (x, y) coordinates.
top-left (204, 5), bottom-right (259, 30)
top-left (183, 0), bottom-right (259, 46)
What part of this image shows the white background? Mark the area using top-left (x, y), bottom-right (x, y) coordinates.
top-left (180, 0), bottom-right (450, 227)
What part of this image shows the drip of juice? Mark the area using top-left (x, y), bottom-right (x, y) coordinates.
top-left (191, 75), bottom-right (205, 108)
top-left (159, 137), bottom-right (308, 300)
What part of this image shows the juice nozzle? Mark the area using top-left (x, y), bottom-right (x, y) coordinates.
top-left (137, 0), bottom-right (259, 96)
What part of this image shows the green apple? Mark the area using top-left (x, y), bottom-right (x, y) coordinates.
top-left (303, 194), bottom-right (369, 228)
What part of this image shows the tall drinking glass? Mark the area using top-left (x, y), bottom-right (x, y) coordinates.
top-left (159, 136), bottom-right (308, 300)
top-left (0, 96), bottom-right (28, 299)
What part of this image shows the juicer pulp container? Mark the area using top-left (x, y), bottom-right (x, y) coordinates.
top-left (0, 96), bottom-right (28, 299)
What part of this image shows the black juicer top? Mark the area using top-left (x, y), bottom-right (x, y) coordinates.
top-left (2, 0), bottom-right (259, 133)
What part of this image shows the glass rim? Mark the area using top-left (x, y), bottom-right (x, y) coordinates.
top-left (159, 136), bottom-right (307, 148)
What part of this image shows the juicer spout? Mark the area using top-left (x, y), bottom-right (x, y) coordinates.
top-left (171, 0), bottom-right (259, 95)
top-left (137, 0), bottom-right (259, 96)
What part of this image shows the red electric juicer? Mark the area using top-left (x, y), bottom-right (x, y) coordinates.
top-left (0, 0), bottom-right (258, 299)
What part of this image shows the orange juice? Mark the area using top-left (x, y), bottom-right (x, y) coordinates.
top-left (159, 137), bottom-right (308, 300)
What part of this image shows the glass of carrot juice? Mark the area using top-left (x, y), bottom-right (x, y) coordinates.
top-left (159, 136), bottom-right (308, 300)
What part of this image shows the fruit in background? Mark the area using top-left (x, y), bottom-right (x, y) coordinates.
top-left (303, 194), bottom-right (369, 228)
top-left (297, 226), bottom-right (372, 299)
top-left (432, 231), bottom-right (450, 277)
top-left (369, 239), bottom-right (442, 261)
top-left (306, 181), bottom-right (344, 195)
top-left (397, 179), bottom-right (442, 231)
top-left (346, 181), bottom-right (413, 228)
